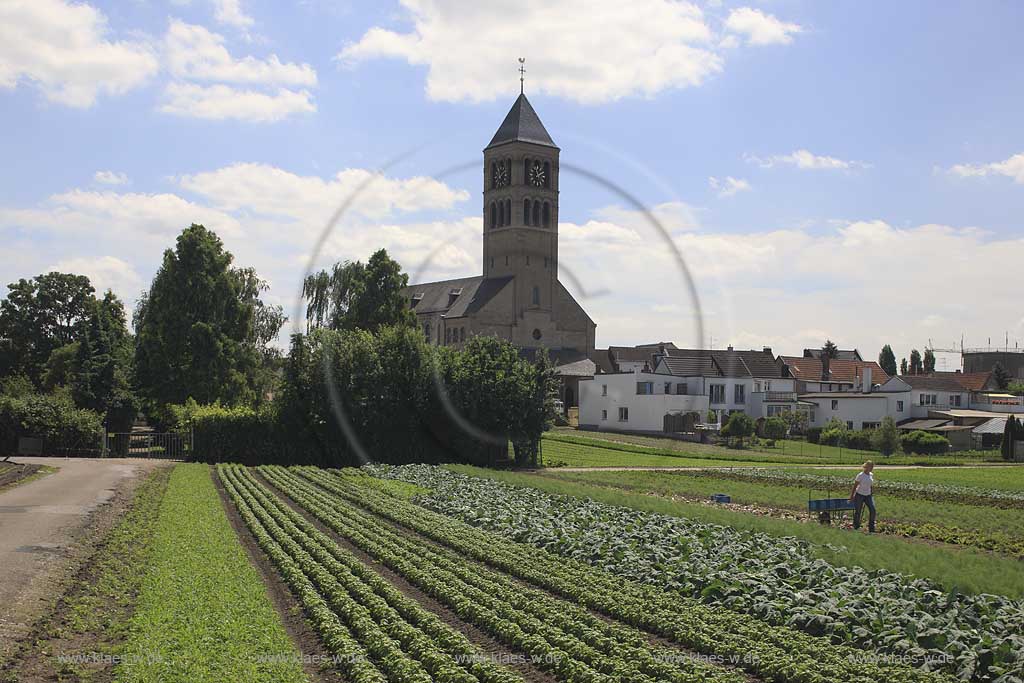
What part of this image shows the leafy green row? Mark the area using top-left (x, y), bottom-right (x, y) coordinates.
top-left (217, 465), bottom-right (387, 683)
top-left (289, 466), bottom-right (952, 683)
top-left (676, 467), bottom-right (1024, 508)
top-left (261, 465), bottom-right (744, 683)
top-left (221, 464), bottom-right (525, 683)
top-left (372, 463), bottom-right (1023, 682)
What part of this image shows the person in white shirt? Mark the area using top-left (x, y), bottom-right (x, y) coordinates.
top-left (848, 460), bottom-right (876, 532)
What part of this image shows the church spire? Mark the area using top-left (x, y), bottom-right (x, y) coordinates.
top-left (485, 91), bottom-right (557, 150)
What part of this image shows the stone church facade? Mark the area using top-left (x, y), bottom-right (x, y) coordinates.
top-left (403, 94), bottom-right (596, 360)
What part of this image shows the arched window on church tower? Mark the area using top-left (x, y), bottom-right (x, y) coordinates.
top-left (490, 162), bottom-right (496, 189)
top-left (505, 198), bottom-right (511, 225)
top-left (489, 202), bottom-right (496, 229)
top-left (543, 161), bottom-right (551, 188)
top-left (498, 200), bottom-right (504, 226)
top-left (506, 158), bottom-right (512, 181)
top-left (532, 286), bottom-right (540, 306)
top-left (532, 200), bottom-right (540, 226)
top-left (523, 198), bottom-right (531, 225)
top-left (523, 157), bottom-right (530, 184)
top-left (542, 202), bottom-right (550, 227)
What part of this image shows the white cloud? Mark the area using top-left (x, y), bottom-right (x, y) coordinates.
top-left (708, 176), bottom-right (751, 197)
top-left (94, 170), bottom-right (129, 186)
top-left (165, 20), bottom-right (315, 86)
top-left (48, 255), bottom-right (142, 298)
top-left (0, 189), bottom-right (242, 240)
top-left (158, 83), bottom-right (315, 122)
top-left (725, 7), bottom-right (802, 46)
top-left (592, 202), bottom-right (701, 234)
top-left (339, 0), bottom-right (724, 103)
top-left (0, 0), bottom-right (158, 107)
top-left (212, 0), bottom-right (253, 29)
top-left (746, 149), bottom-right (867, 170)
top-left (949, 153), bottom-right (1024, 184)
top-left (176, 163), bottom-right (469, 226)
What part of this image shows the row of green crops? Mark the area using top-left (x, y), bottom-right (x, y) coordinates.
top-left (674, 467), bottom-right (1024, 508)
top-left (218, 464), bottom-right (523, 683)
top-left (285, 465), bottom-right (953, 683)
top-left (258, 465), bottom-right (752, 683)
top-left (368, 464), bottom-right (1024, 682)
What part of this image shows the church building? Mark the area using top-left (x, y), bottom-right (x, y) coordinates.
top-left (403, 93), bottom-right (597, 369)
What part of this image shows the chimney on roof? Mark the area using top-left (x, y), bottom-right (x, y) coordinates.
top-left (862, 366), bottom-right (872, 393)
top-left (763, 346), bottom-right (772, 355)
top-left (727, 345), bottom-right (734, 351)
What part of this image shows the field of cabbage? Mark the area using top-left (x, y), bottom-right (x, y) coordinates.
top-left (216, 463), bottom-right (960, 683)
top-left (371, 464), bottom-right (1024, 682)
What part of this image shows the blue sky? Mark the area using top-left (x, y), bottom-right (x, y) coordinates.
top-left (2, 0), bottom-right (1023, 369)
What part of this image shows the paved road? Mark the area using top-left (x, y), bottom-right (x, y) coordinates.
top-left (0, 457), bottom-right (167, 656)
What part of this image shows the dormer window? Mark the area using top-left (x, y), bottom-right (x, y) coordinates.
top-left (448, 287), bottom-right (462, 307)
top-left (410, 292), bottom-right (424, 308)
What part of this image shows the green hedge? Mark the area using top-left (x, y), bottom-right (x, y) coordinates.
top-left (0, 393), bottom-right (103, 456)
top-left (899, 430), bottom-right (950, 455)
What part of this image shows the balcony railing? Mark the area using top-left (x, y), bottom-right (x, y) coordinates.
top-left (759, 391), bottom-right (798, 402)
top-left (971, 393), bottom-right (1023, 406)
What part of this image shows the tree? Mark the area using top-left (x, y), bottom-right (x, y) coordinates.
top-left (900, 357), bottom-right (908, 375)
top-left (872, 416), bottom-right (899, 456)
top-left (923, 349), bottom-right (936, 373)
top-left (992, 361), bottom-right (1011, 390)
top-left (779, 409), bottom-right (808, 435)
top-left (822, 339), bottom-right (838, 359)
top-left (1008, 380), bottom-right (1024, 397)
top-left (1002, 416), bottom-right (1020, 461)
top-left (134, 224), bottom-right (259, 408)
top-left (0, 273), bottom-right (95, 382)
top-left (72, 292), bottom-right (136, 426)
top-left (721, 411), bottom-right (754, 446)
top-left (303, 249), bottom-right (415, 333)
top-left (763, 416), bottom-right (787, 441)
top-left (909, 348), bottom-right (923, 375)
top-left (878, 344), bottom-right (897, 377)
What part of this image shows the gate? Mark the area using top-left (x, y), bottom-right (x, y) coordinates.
top-left (104, 431), bottom-right (192, 460)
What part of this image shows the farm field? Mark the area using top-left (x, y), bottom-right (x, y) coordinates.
top-left (781, 464), bottom-right (1024, 491)
top-left (538, 467), bottom-right (1024, 558)
top-left (545, 430), bottom-right (1004, 467)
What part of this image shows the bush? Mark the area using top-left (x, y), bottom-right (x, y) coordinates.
top-left (806, 427), bottom-right (823, 444)
top-left (763, 416), bottom-right (787, 441)
top-left (873, 416), bottom-right (899, 456)
top-left (721, 412), bottom-right (755, 446)
top-left (900, 430), bottom-right (950, 455)
top-left (0, 393), bottom-right (103, 456)
top-left (840, 429), bottom-right (875, 451)
top-left (819, 427), bottom-right (843, 446)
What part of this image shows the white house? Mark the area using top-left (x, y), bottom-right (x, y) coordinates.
top-left (578, 371), bottom-right (709, 433)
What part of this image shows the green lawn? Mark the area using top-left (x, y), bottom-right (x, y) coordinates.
top-left (115, 464), bottom-right (307, 683)
top-left (546, 429), bottom-right (1003, 466)
top-left (447, 464), bottom-right (1024, 599)
top-left (781, 464), bottom-right (1024, 491)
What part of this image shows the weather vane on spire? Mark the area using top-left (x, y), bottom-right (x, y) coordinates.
top-left (518, 57), bottom-right (526, 94)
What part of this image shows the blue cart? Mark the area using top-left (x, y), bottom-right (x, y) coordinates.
top-left (808, 488), bottom-right (855, 525)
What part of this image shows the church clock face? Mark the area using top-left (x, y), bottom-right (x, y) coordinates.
top-left (493, 161), bottom-right (508, 188)
top-left (529, 161), bottom-right (546, 187)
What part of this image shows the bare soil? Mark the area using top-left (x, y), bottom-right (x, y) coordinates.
top-left (0, 462), bottom-right (42, 491)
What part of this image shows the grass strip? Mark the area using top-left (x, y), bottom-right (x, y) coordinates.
top-left (114, 463), bottom-right (308, 683)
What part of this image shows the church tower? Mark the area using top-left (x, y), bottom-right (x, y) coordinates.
top-left (482, 93), bottom-right (559, 324)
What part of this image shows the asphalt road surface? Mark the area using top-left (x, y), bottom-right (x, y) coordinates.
top-left (0, 457), bottom-right (166, 658)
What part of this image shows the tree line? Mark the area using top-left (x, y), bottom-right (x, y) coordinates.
top-left (0, 224), bottom-right (555, 465)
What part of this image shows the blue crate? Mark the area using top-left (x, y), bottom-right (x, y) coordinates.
top-left (710, 493), bottom-right (731, 504)
top-left (808, 498), bottom-right (855, 512)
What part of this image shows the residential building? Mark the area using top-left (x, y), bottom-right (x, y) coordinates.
top-left (578, 371), bottom-right (709, 433)
top-left (778, 355), bottom-right (889, 393)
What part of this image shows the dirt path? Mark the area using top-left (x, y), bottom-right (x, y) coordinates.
top-left (0, 457), bottom-right (166, 660)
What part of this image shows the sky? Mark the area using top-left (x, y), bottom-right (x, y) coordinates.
top-left (2, 0), bottom-right (1024, 371)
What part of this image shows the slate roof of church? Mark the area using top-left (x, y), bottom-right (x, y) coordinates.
top-left (403, 275), bottom-right (513, 317)
top-left (486, 94), bottom-right (558, 149)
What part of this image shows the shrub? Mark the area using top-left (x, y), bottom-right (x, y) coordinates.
top-left (805, 427), bottom-right (823, 444)
top-left (900, 430), bottom-right (950, 455)
top-left (873, 416), bottom-right (899, 456)
top-left (840, 429), bottom-right (875, 450)
top-left (0, 393), bottom-right (103, 455)
top-left (819, 428), bottom-right (843, 446)
top-left (763, 416), bottom-right (787, 441)
top-left (721, 412), bottom-right (755, 447)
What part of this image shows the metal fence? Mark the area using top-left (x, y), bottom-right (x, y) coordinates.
top-left (104, 432), bottom-right (192, 460)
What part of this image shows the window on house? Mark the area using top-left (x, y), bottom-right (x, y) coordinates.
top-left (601, 384), bottom-right (607, 396)
top-left (618, 407), bottom-right (629, 421)
top-left (676, 383), bottom-right (687, 395)
top-left (734, 385), bottom-right (746, 404)
top-left (831, 399), bottom-right (839, 410)
top-left (445, 328), bottom-right (451, 344)
top-left (920, 394), bottom-right (937, 406)
top-left (601, 409), bottom-right (607, 420)
top-left (460, 327), bottom-right (465, 342)
top-left (897, 400), bottom-right (904, 412)
top-left (709, 384), bottom-right (725, 404)
top-left (846, 421), bottom-right (854, 430)
top-left (423, 322), bottom-right (430, 342)
top-left (863, 422), bottom-right (881, 429)
top-left (636, 382), bottom-right (654, 395)
top-left (950, 394), bottom-right (962, 407)
top-left (664, 382), bottom-right (671, 394)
